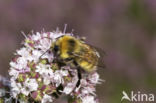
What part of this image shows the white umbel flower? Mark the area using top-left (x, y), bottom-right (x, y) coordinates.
top-left (8, 31), bottom-right (102, 103)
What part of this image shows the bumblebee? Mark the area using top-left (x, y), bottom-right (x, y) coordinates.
top-left (41, 35), bottom-right (105, 87)
top-left (51, 35), bottom-right (100, 73)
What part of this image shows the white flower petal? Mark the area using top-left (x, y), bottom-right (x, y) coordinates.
top-left (41, 94), bottom-right (53, 103)
top-left (82, 95), bottom-right (96, 103)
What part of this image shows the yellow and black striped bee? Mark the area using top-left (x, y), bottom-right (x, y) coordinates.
top-left (41, 35), bottom-right (105, 87)
top-left (52, 35), bottom-right (100, 72)
top-left (51, 35), bottom-right (105, 87)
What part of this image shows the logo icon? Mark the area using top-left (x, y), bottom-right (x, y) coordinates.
top-left (121, 91), bottom-right (131, 101)
top-left (121, 91), bottom-right (155, 102)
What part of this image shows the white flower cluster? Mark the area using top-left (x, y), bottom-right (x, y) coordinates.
top-left (8, 31), bottom-right (102, 103)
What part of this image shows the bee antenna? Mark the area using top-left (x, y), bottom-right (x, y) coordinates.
top-left (38, 48), bottom-right (51, 60)
top-left (63, 24), bottom-right (67, 33)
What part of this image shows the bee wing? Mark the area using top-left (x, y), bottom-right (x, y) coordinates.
top-left (88, 44), bottom-right (106, 56)
top-left (72, 49), bottom-right (106, 69)
top-left (87, 44), bottom-right (106, 68)
top-left (78, 37), bottom-right (106, 55)
top-left (97, 58), bottom-right (106, 69)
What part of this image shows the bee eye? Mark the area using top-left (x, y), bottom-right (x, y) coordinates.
top-left (54, 45), bottom-right (59, 52)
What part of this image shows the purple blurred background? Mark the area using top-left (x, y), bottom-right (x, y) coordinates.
top-left (0, 0), bottom-right (156, 103)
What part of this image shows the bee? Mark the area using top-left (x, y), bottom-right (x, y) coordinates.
top-left (41, 35), bottom-right (105, 87)
top-left (52, 35), bottom-right (100, 72)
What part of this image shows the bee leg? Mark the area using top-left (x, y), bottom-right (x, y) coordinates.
top-left (76, 67), bottom-right (82, 87)
top-left (73, 60), bottom-right (82, 87)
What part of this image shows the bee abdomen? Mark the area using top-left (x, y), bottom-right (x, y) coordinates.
top-left (77, 59), bottom-right (96, 72)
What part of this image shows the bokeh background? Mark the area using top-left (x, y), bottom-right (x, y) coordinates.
top-left (0, 0), bottom-right (156, 103)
